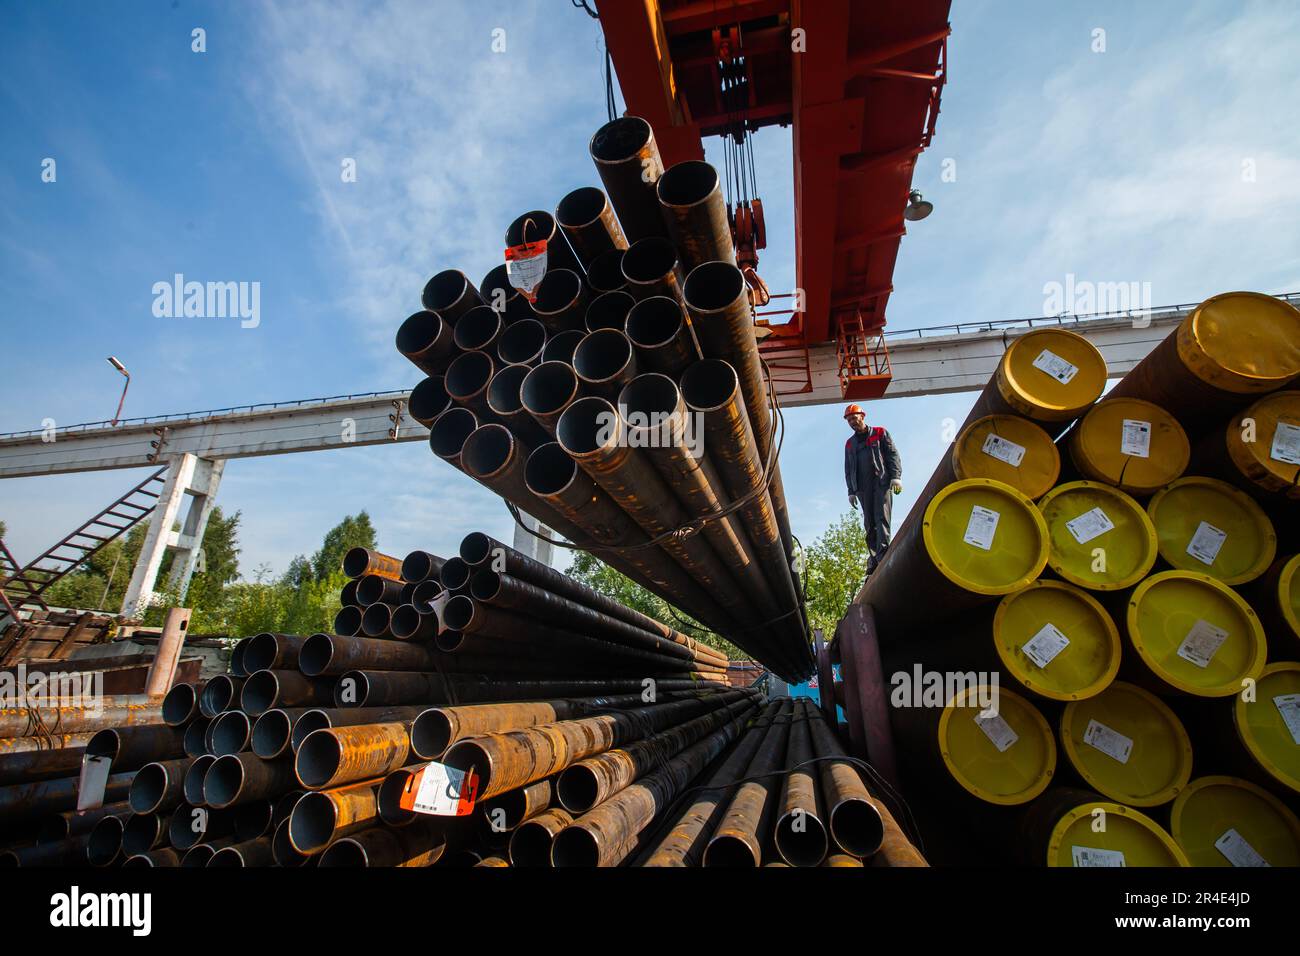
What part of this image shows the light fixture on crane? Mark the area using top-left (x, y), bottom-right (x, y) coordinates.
top-left (904, 189), bottom-right (934, 222)
top-left (106, 356), bottom-right (130, 426)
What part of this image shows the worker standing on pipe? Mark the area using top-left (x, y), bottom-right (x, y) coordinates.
top-left (843, 404), bottom-right (902, 575)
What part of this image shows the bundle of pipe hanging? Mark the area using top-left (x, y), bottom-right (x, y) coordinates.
top-left (395, 116), bottom-right (814, 682)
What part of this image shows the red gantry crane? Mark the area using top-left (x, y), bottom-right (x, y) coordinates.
top-left (597, 0), bottom-right (951, 400)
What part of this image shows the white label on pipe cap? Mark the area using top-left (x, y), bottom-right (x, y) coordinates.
top-left (1023, 623), bottom-right (1070, 668)
top-left (1083, 719), bottom-right (1133, 764)
top-left (1071, 845), bottom-right (1125, 867)
top-left (974, 710), bottom-right (1018, 752)
top-left (1120, 419), bottom-right (1152, 458)
top-left (1065, 506), bottom-right (1115, 544)
top-left (963, 506), bottom-right (1000, 551)
top-left (1273, 694), bottom-right (1300, 745)
top-left (1177, 619), bottom-right (1229, 668)
top-left (1186, 521), bottom-right (1228, 566)
top-left (1215, 828), bottom-right (1270, 867)
top-left (1032, 349), bottom-right (1079, 384)
top-left (981, 433), bottom-right (1026, 467)
top-left (1270, 421), bottom-right (1300, 465)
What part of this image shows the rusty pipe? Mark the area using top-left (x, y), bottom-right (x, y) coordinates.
top-left (481, 778), bottom-right (553, 834)
top-left (509, 807), bottom-right (574, 866)
top-left (210, 710), bottom-right (251, 756)
top-left (388, 604), bottom-right (438, 641)
top-left (300, 633), bottom-right (439, 678)
top-left (199, 674), bottom-right (244, 719)
top-left (0, 702), bottom-right (164, 739)
top-left (129, 757), bottom-right (192, 814)
top-left (552, 703), bottom-right (753, 867)
top-left (401, 550), bottom-right (446, 584)
top-left (342, 547), bottom-right (404, 582)
top-left (657, 160), bottom-right (736, 273)
top-left (704, 698), bottom-right (794, 866)
top-left (295, 721), bottom-right (413, 790)
top-left (773, 699), bottom-right (829, 866)
top-left (421, 269), bottom-right (483, 325)
top-left (241, 669), bottom-right (334, 716)
top-left (288, 777), bottom-right (383, 854)
top-left (445, 349), bottom-right (502, 426)
top-left (622, 236), bottom-right (685, 305)
top-left (531, 268), bottom-right (589, 333)
top-left (497, 317), bottom-right (548, 366)
top-left (40, 800), bottom-right (129, 847)
top-left (396, 309), bottom-right (455, 377)
top-left (429, 406), bottom-right (480, 468)
top-left (291, 705), bottom-right (427, 752)
top-left (271, 818), bottom-right (311, 867)
top-left (355, 575), bottom-right (405, 607)
top-left (332, 605), bottom-right (363, 638)
top-left (86, 724), bottom-right (186, 773)
top-left (317, 817), bottom-right (449, 867)
top-left (332, 670), bottom-right (454, 708)
top-left (521, 361), bottom-right (583, 438)
top-left (541, 328), bottom-right (586, 365)
top-left (360, 603), bottom-right (393, 639)
top-left (805, 701), bottom-right (888, 860)
top-left (640, 699), bottom-right (783, 866)
top-left (683, 263), bottom-right (792, 550)
top-left (586, 289), bottom-right (636, 334)
top-left (0, 771), bottom-right (134, 825)
top-left (409, 375), bottom-right (452, 428)
top-left (204, 753), bottom-right (296, 808)
top-left (556, 186), bottom-right (628, 267)
top-left (487, 362), bottom-right (553, 449)
top-left (574, 328), bottom-right (638, 401)
top-left (589, 116), bottom-right (667, 244)
top-left (626, 296), bottom-right (702, 378)
top-left (242, 632), bottom-right (311, 672)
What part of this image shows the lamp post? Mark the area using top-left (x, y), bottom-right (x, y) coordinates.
top-left (107, 356), bottom-right (130, 426)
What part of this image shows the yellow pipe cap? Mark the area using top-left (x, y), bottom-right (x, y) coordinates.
top-left (922, 479), bottom-right (1050, 596)
top-left (937, 684), bottom-right (1055, 806)
top-left (1045, 800), bottom-right (1189, 867)
top-left (953, 415), bottom-right (1061, 500)
top-left (1146, 476), bottom-right (1276, 585)
top-left (1060, 681), bottom-right (1193, 806)
top-left (992, 580), bottom-right (1121, 701)
top-left (1126, 570), bottom-right (1267, 697)
top-left (1179, 292), bottom-right (1300, 393)
top-left (1170, 775), bottom-right (1300, 867)
top-left (1038, 481), bottom-right (1158, 591)
top-left (1224, 390), bottom-right (1300, 500)
top-left (1233, 662), bottom-right (1300, 795)
top-left (1068, 397), bottom-right (1190, 495)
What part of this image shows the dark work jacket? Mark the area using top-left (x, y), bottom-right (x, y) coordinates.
top-left (844, 426), bottom-right (902, 499)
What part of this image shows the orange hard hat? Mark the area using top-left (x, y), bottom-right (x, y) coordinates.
top-left (843, 403), bottom-right (864, 419)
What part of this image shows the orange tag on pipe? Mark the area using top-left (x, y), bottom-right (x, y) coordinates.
top-left (398, 761), bottom-right (478, 816)
top-left (504, 240), bottom-right (548, 302)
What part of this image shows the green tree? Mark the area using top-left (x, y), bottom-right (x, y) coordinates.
top-left (564, 550), bottom-right (741, 659)
top-left (0, 517), bottom-right (7, 539)
top-left (801, 510), bottom-right (870, 637)
top-left (311, 512), bottom-right (377, 581)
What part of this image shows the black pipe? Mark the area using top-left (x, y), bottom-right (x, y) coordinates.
top-left (429, 406), bottom-right (479, 466)
top-left (453, 305), bottom-right (506, 353)
top-left (497, 318), bottom-right (548, 366)
top-left (573, 328), bottom-right (638, 401)
top-left (396, 310), bottom-right (456, 376)
top-left (531, 268), bottom-right (589, 333)
top-left (505, 210), bottom-right (583, 276)
top-left (556, 186), bottom-right (628, 267)
top-left (585, 248), bottom-right (627, 295)
top-left (421, 269), bottom-right (483, 324)
top-left (657, 160), bottom-right (736, 273)
top-left (626, 296), bottom-right (701, 377)
top-left (589, 117), bottom-right (668, 244)
top-left (622, 236), bottom-right (685, 305)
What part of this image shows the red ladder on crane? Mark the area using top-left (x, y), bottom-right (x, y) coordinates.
top-left (0, 466), bottom-right (168, 613)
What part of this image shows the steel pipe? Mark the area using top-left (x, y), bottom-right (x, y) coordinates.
top-left (429, 406), bottom-right (479, 467)
top-left (446, 349), bottom-right (501, 426)
top-left (480, 263), bottom-right (535, 324)
top-left (586, 289), bottom-right (637, 333)
top-left (589, 116), bottom-right (667, 244)
top-left (585, 248), bottom-right (627, 295)
top-left (86, 724), bottom-right (186, 773)
top-left (531, 268), bottom-right (589, 333)
top-left (657, 160), bottom-right (736, 272)
top-left (573, 328), bottom-right (638, 400)
top-left (210, 710), bottom-right (251, 756)
top-left (360, 603), bottom-right (393, 638)
top-left (509, 807), bottom-right (574, 866)
top-left (480, 778), bottom-right (553, 834)
top-left (168, 803), bottom-right (235, 849)
top-left (0, 771), bottom-right (134, 825)
top-left (204, 753), bottom-right (296, 808)
top-left (208, 835), bottom-right (275, 867)
top-left (161, 683), bottom-right (201, 727)
top-left (408, 375), bottom-right (452, 428)
top-left (556, 186), bottom-right (627, 267)
top-left (288, 778), bottom-right (383, 854)
top-left (453, 304), bottom-right (505, 353)
top-left (252, 708), bottom-right (313, 759)
top-left (122, 811), bottom-right (172, 856)
top-left (521, 361), bottom-right (583, 438)
top-left (389, 604), bottom-right (438, 641)
top-left (332, 605), bottom-right (363, 638)
top-left (128, 757), bottom-right (192, 815)
top-left (199, 674), bottom-right (243, 718)
top-left (396, 309), bottom-right (456, 377)
top-left (342, 547), bottom-right (405, 582)
top-left (241, 669), bottom-right (334, 716)
top-left (704, 698), bottom-right (794, 866)
top-left (183, 754), bottom-right (215, 805)
top-left (486, 362), bottom-right (553, 449)
top-left (295, 722), bottom-right (413, 790)
top-left (421, 269), bottom-right (483, 325)
top-left (497, 318), bottom-right (548, 366)
top-left (622, 236), bottom-right (685, 305)
top-left (626, 296), bottom-right (701, 377)
top-left (299, 633), bottom-right (440, 678)
top-left (317, 817), bottom-right (450, 867)
top-left (242, 632), bottom-right (311, 672)
top-left (401, 550), bottom-right (446, 584)
top-left (773, 699), bottom-right (829, 866)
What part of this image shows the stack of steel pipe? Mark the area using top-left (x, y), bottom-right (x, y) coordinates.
top-left (395, 115), bottom-right (812, 681)
top-left (850, 291), bottom-right (1300, 867)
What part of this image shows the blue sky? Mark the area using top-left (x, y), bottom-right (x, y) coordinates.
top-left (2, 1), bottom-right (1298, 583)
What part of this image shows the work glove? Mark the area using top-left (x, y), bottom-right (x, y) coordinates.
top-left (891, 481), bottom-right (903, 496)
top-left (848, 494), bottom-right (859, 510)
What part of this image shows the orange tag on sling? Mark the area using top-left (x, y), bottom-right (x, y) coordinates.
top-left (399, 761), bottom-right (478, 816)
top-left (504, 240), bottom-right (548, 301)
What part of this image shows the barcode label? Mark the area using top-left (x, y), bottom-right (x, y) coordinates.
top-left (1033, 349), bottom-right (1079, 384)
top-left (964, 506), bottom-right (1000, 551)
top-left (1120, 419), bottom-right (1152, 458)
top-left (974, 711), bottom-right (1019, 752)
top-left (1270, 422), bottom-right (1300, 465)
top-left (981, 433), bottom-right (1026, 467)
top-left (1215, 829), bottom-right (1270, 867)
top-left (1023, 623), bottom-right (1070, 668)
top-left (1186, 522), bottom-right (1227, 566)
top-left (1072, 845), bottom-right (1125, 867)
top-left (1273, 694), bottom-right (1300, 746)
top-left (1066, 506), bottom-right (1115, 544)
top-left (1177, 619), bottom-right (1229, 668)
top-left (1083, 719), bottom-right (1133, 764)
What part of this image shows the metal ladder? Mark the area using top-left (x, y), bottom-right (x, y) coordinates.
top-left (0, 466), bottom-right (168, 611)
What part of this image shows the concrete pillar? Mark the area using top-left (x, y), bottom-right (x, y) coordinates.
top-left (120, 454), bottom-right (225, 617)
top-left (511, 512), bottom-right (555, 568)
